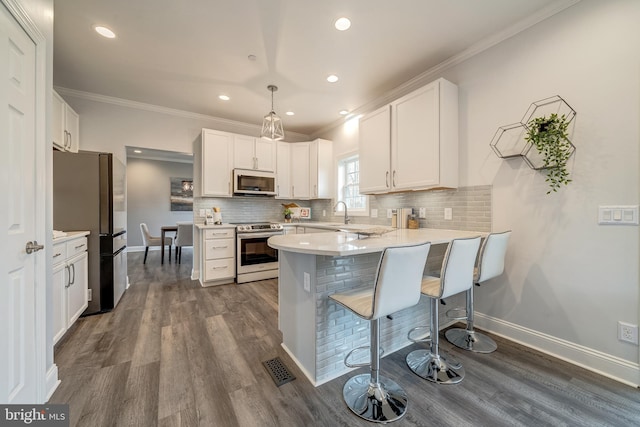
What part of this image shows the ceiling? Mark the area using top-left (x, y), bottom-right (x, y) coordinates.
top-left (53, 0), bottom-right (576, 137)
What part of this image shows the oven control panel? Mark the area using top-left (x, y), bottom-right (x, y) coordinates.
top-left (236, 223), bottom-right (283, 232)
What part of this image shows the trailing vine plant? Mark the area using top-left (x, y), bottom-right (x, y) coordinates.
top-left (525, 113), bottom-right (573, 194)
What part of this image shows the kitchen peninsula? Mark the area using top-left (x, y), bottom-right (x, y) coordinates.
top-left (268, 228), bottom-right (484, 386)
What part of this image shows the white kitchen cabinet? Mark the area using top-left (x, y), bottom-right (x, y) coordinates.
top-left (196, 129), bottom-right (234, 197)
top-left (52, 90), bottom-right (80, 153)
top-left (359, 78), bottom-right (458, 194)
top-left (309, 138), bottom-right (333, 199)
top-left (276, 141), bottom-right (291, 198)
top-left (234, 135), bottom-right (276, 172)
top-left (201, 227), bottom-right (236, 286)
top-left (52, 233), bottom-right (89, 344)
top-left (290, 142), bottom-right (311, 199)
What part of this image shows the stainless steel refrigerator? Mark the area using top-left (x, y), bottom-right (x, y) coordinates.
top-left (53, 150), bottom-right (127, 314)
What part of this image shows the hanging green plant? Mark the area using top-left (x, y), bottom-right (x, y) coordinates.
top-left (525, 113), bottom-right (573, 194)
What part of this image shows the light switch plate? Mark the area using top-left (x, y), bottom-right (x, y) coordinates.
top-left (418, 207), bottom-right (426, 218)
top-left (371, 208), bottom-right (378, 218)
top-left (303, 272), bottom-right (310, 292)
top-left (444, 208), bottom-right (452, 220)
top-left (599, 205), bottom-right (639, 225)
top-left (387, 209), bottom-right (393, 219)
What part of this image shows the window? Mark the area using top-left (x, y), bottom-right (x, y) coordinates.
top-left (337, 153), bottom-right (368, 215)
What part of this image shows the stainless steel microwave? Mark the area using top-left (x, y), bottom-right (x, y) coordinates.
top-left (233, 169), bottom-right (277, 196)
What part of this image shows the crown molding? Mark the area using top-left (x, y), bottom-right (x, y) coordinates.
top-left (54, 86), bottom-right (310, 141)
top-left (309, 0), bottom-right (582, 139)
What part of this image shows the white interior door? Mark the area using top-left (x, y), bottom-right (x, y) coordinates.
top-left (0, 2), bottom-right (38, 404)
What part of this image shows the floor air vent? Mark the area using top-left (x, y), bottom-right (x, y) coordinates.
top-left (263, 357), bottom-right (296, 387)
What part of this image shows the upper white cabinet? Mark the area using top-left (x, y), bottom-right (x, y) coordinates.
top-left (234, 135), bottom-right (276, 172)
top-left (309, 138), bottom-right (333, 199)
top-left (276, 141), bottom-right (291, 198)
top-left (290, 142), bottom-right (311, 199)
top-left (52, 90), bottom-right (79, 153)
top-left (359, 78), bottom-right (458, 194)
top-left (196, 129), bottom-right (234, 197)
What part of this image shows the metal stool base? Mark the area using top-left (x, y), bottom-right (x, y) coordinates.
top-left (445, 328), bottom-right (498, 354)
top-left (406, 349), bottom-right (465, 384)
top-left (342, 374), bottom-right (408, 423)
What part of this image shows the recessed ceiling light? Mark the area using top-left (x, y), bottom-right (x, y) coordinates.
top-left (219, 95), bottom-right (230, 101)
top-left (133, 149), bottom-right (142, 154)
top-left (286, 111), bottom-right (295, 116)
top-left (327, 74), bottom-right (339, 83)
top-left (335, 17), bottom-right (351, 31)
top-left (339, 110), bottom-right (349, 116)
top-left (94, 25), bottom-right (116, 39)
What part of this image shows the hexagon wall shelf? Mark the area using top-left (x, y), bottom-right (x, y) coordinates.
top-left (491, 95), bottom-right (576, 170)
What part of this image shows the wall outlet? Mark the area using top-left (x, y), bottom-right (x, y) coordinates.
top-left (322, 209), bottom-right (326, 217)
top-left (199, 209), bottom-right (205, 217)
top-left (303, 272), bottom-right (310, 292)
top-left (371, 208), bottom-right (378, 218)
top-left (387, 209), bottom-right (393, 219)
top-left (418, 207), bottom-right (426, 218)
top-left (88, 288), bottom-right (92, 302)
top-left (618, 321), bottom-right (639, 344)
top-left (444, 207), bottom-right (453, 220)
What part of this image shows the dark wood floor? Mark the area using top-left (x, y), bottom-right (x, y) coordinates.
top-left (50, 249), bottom-right (640, 427)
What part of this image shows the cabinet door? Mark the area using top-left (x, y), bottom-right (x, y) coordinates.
top-left (64, 103), bottom-right (80, 153)
top-left (233, 135), bottom-right (256, 170)
top-left (391, 82), bottom-right (439, 190)
top-left (255, 139), bottom-right (276, 172)
top-left (201, 130), bottom-right (233, 197)
top-left (276, 141), bottom-right (291, 198)
top-left (290, 142), bottom-right (310, 199)
top-left (52, 263), bottom-right (67, 344)
top-left (66, 252), bottom-right (88, 327)
top-left (309, 139), bottom-right (333, 199)
top-left (52, 91), bottom-right (65, 150)
top-left (359, 105), bottom-right (391, 194)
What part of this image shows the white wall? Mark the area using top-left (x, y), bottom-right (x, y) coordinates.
top-left (127, 158), bottom-right (193, 247)
top-left (322, 0), bottom-right (640, 384)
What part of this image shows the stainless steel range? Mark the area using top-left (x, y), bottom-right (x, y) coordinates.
top-left (236, 223), bottom-right (284, 283)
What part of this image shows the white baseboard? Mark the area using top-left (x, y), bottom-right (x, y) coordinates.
top-left (475, 313), bottom-right (640, 388)
top-left (45, 364), bottom-right (60, 402)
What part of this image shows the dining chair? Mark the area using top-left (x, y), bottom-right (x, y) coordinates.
top-left (445, 230), bottom-right (511, 353)
top-left (140, 223), bottom-right (172, 264)
top-left (174, 221), bottom-right (193, 264)
top-left (329, 242), bottom-right (431, 423)
top-left (406, 236), bottom-right (481, 384)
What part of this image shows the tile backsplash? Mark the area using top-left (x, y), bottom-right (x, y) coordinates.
top-left (194, 185), bottom-right (491, 232)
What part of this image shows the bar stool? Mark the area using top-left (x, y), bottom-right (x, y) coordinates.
top-left (445, 231), bottom-right (511, 353)
top-left (329, 242), bottom-right (431, 424)
top-left (406, 236), bottom-right (481, 384)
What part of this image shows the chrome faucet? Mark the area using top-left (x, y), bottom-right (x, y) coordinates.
top-left (334, 201), bottom-right (351, 224)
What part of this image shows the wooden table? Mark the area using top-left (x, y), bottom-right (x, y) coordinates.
top-left (160, 225), bottom-right (178, 264)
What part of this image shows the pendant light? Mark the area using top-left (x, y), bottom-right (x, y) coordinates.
top-left (261, 84), bottom-right (285, 141)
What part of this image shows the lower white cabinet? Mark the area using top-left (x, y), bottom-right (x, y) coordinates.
top-left (52, 233), bottom-right (89, 344)
top-left (200, 227), bottom-right (236, 286)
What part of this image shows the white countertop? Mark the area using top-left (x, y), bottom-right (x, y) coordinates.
top-left (53, 230), bottom-right (90, 243)
top-left (195, 223), bottom-right (236, 229)
top-left (268, 228), bottom-right (485, 256)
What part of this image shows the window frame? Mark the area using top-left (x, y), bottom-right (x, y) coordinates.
top-left (335, 150), bottom-right (369, 217)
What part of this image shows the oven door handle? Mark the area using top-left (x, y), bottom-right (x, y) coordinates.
top-left (237, 232), bottom-right (283, 239)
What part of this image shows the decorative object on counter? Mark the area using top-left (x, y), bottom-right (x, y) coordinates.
top-left (283, 208), bottom-right (292, 222)
top-left (261, 84), bottom-right (285, 141)
top-left (408, 215), bottom-right (419, 229)
top-left (490, 95), bottom-right (576, 194)
top-left (282, 202), bottom-right (299, 223)
top-left (213, 207), bottom-right (222, 225)
top-left (170, 177), bottom-right (193, 211)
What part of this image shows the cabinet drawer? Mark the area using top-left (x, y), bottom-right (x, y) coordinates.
top-left (204, 228), bottom-right (235, 239)
top-left (205, 238), bottom-right (234, 260)
top-left (66, 237), bottom-right (88, 257)
top-left (52, 242), bottom-right (67, 265)
top-left (204, 258), bottom-right (235, 281)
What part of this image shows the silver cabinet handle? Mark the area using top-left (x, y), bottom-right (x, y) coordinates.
top-left (392, 170), bottom-right (397, 187)
top-left (212, 245), bottom-right (228, 249)
top-left (277, 185), bottom-right (280, 196)
top-left (292, 185), bottom-right (295, 197)
top-left (25, 241), bottom-right (44, 254)
top-left (314, 184), bottom-right (317, 197)
top-left (53, 253), bottom-right (62, 258)
top-left (386, 171), bottom-right (389, 188)
top-left (65, 265), bottom-right (71, 288)
top-left (75, 244), bottom-right (85, 250)
top-left (212, 266), bottom-right (228, 270)
top-left (70, 263), bottom-right (76, 285)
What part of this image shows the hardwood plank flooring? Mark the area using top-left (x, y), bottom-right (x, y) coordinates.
top-left (50, 250), bottom-right (640, 426)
